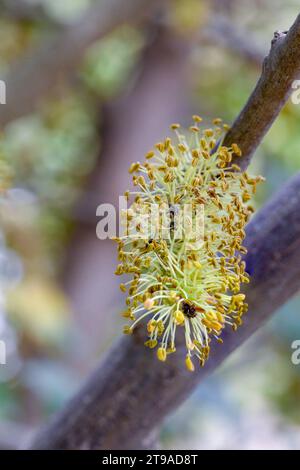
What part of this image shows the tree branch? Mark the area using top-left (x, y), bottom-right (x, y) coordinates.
top-left (223, 13), bottom-right (300, 169)
top-left (27, 12), bottom-right (300, 450)
top-left (0, 0), bottom-right (161, 127)
top-left (29, 170), bottom-right (300, 450)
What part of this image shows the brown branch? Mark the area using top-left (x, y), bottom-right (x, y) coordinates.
top-left (223, 13), bottom-right (300, 169)
top-left (27, 13), bottom-right (300, 450)
top-left (29, 171), bottom-right (300, 450)
top-left (0, 0), bottom-right (161, 128)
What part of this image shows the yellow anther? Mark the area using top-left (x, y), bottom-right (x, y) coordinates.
top-left (128, 162), bottom-right (140, 174)
top-left (232, 143), bottom-right (242, 157)
top-left (173, 310), bottom-right (185, 325)
top-left (185, 355), bottom-right (195, 372)
top-left (123, 326), bottom-right (133, 335)
top-left (145, 339), bottom-right (157, 349)
top-left (146, 151), bottom-right (155, 159)
top-left (204, 129), bottom-right (214, 137)
top-left (157, 347), bottom-right (167, 362)
top-left (213, 118), bottom-right (222, 125)
top-left (192, 115), bottom-right (203, 123)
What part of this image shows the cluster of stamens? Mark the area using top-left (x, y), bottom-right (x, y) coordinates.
top-left (114, 116), bottom-right (264, 371)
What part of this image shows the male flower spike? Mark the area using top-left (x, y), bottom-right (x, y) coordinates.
top-left (114, 116), bottom-right (264, 371)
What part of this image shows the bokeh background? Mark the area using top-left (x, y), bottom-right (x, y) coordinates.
top-left (0, 0), bottom-right (300, 450)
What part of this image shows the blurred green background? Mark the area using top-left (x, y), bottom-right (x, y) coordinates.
top-left (0, 0), bottom-right (300, 450)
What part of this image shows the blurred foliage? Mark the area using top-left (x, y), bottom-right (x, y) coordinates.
top-left (4, 94), bottom-right (97, 207)
top-left (7, 277), bottom-right (70, 349)
top-left (0, 383), bottom-right (20, 420)
top-left (168, 0), bottom-right (209, 34)
top-left (81, 26), bottom-right (144, 99)
top-left (43, 0), bottom-right (92, 23)
top-left (0, 137), bottom-right (13, 192)
top-left (0, 19), bottom-right (34, 72)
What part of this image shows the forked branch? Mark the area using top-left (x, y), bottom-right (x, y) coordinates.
top-left (29, 12), bottom-right (300, 450)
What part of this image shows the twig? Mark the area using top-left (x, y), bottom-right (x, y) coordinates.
top-left (0, 0), bottom-right (161, 127)
top-left (223, 14), bottom-right (300, 169)
top-left (29, 170), bottom-right (300, 450)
